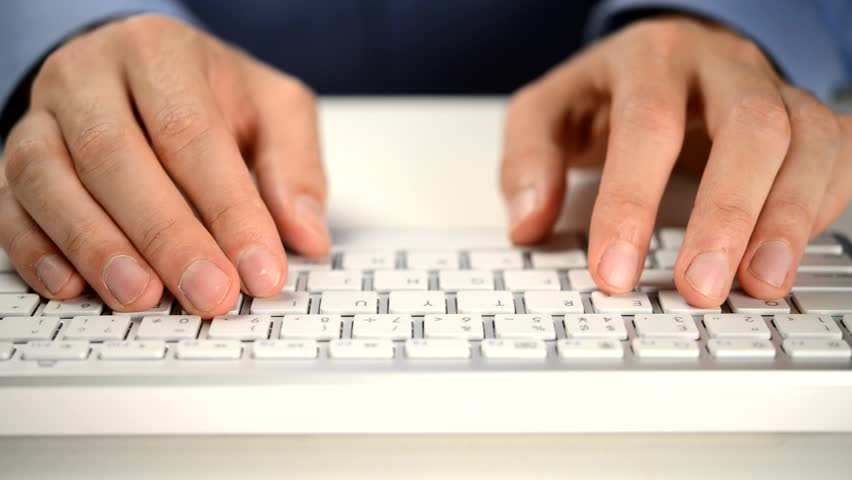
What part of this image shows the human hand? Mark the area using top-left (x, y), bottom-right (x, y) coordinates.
top-left (501, 16), bottom-right (852, 307)
top-left (0, 15), bottom-right (329, 317)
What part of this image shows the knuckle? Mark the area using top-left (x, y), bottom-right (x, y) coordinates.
top-left (34, 46), bottom-right (78, 91)
top-left (61, 219), bottom-right (99, 260)
top-left (768, 194), bottom-right (816, 229)
top-left (787, 96), bottom-right (841, 143)
top-left (151, 103), bottom-right (212, 159)
top-left (281, 77), bottom-right (317, 109)
top-left (139, 217), bottom-right (180, 260)
top-left (598, 189), bottom-right (655, 221)
top-left (619, 95), bottom-right (683, 136)
top-left (6, 224), bottom-right (41, 262)
top-left (5, 138), bottom-right (47, 186)
top-left (71, 122), bottom-right (129, 180)
top-left (118, 14), bottom-right (182, 40)
top-left (728, 93), bottom-right (791, 141)
top-left (206, 196), bottom-right (265, 240)
top-left (705, 195), bottom-right (756, 234)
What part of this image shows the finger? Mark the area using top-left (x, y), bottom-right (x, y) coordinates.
top-left (810, 114), bottom-right (852, 236)
top-left (737, 88), bottom-right (840, 298)
top-left (3, 111), bottom-right (160, 308)
top-left (674, 63), bottom-right (792, 307)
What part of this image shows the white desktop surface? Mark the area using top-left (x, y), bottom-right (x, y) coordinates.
top-left (2, 98), bottom-right (852, 478)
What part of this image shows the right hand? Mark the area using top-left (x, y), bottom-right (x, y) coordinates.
top-left (0, 15), bottom-right (330, 317)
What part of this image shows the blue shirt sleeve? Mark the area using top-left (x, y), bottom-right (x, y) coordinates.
top-left (587, 0), bottom-right (852, 103)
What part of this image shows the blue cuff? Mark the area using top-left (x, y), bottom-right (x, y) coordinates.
top-left (586, 0), bottom-right (847, 102)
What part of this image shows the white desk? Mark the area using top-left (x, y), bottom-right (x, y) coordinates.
top-left (2, 98), bottom-right (852, 479)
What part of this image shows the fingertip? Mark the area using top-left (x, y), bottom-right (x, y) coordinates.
top-left (507, 182), bottom-right (565, 245)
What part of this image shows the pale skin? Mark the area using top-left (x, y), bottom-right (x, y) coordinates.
top-left (1, 15), bottom-right (850, 318)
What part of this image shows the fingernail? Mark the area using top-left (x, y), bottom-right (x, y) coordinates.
top-left (103, 255), bottom-right (150, 305)
top-left (238, 246), bottom-right (282, 296)
top-left (179, 260), bottom-right (232, 312)
top-left (508, 188), bottom-right (538, 229)
top-left (685, 251), bottom-right (730, 299)
top-left (36, 255), bottom-right (74, 294)
top-left (293, 195), bottom-right (329, 238)
top-left (598, 241), bottom-right (639, 290)
top-left (749, 241), bottom-right (791, 287)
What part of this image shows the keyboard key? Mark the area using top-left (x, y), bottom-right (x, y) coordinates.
top-left (99, 340), bottom-right (166, 360)
top-left (423, 314), bottom-right (484, 340)
top-left (227, 294), bottom-right (245, 315)
top-left (773, 314), bottom-right (842, 339)
top-left (340, 251), bottom-right (396, 270)
top-left (307, 271), bottom-right (362, 291)
top-left (0, 249), bottom-right (12, 272)
top-left (659, 228), bottom-right (685, 250)
top-left (405, 338), bottom-right (470, 359)
top-left (352, 314), bottom-right (413, 340)
top-left (136, 316), bottom-right (201, 341)
top-left (62, 316), bottom-right (130, 341)
top-left (797, 253), bottom-right (852, 273)
top-left (657, 290), bottom-right (721, 314)
top-left (250, 292), bottom-right (310, 315)
top-left (279, 315), bottom-right (342, 340)
top-left (522, 291), bottom-right (584, 314)
top-left (0, 293), bottom-right (40, 317)
top-left (793, 272), bottom-right (852, 292)
top-left (653, 250), bottom-right (679, 270)
top-left (0, 342), bottom-right (14, 360)
top-left (319, 291), bottom-right (378, 314)
top-left (649, 233), bottom-right (660, 251)
top-left (783, 338), bottom-right (852, 360)
top-left (502, 270), bottom-right (560, 291)
top-left (591, 291), bottom-right (653, 314)
top-left (845, 314), bottom-right (852, 333)
top-left (387, 291), bottom-right (446, 315)
top-left (438, 270), bottom-right (494, 291)
top-left (0, 273), bottom-right (28, 293)
top-left (328, 339), bottom-right (394, 359)
top-left (0, 316), bottom-right (61, 342)
top-left (42, 293), bottom-right (104, 317)
top-left (468, 250), bottom-right (524, 270)
top-left (637, 269), bottom-right (675, 292)
top-left (726, 291), bottom-right (789, 314)
top-left (455, 290), bottom-right (515, 314)
top-left (805, 233), bottom-right (844, 255)
top-left (207, 315), bottom-right (272, 340)
top-left (557, 339), bottom-right (624, 359)
top-left (253, 339), bottom-right (318, 359)
top-left (372, 270), bottom-right (428, 291)
top-left (563, 314), bottom-right (627, 340)
top-left (406, 250), bottom-right (459, 270)
top-left (175, 340), bottom-right (242, 360)
top-left (633, 314), bottom-right (699, 339)
top-left (493, 314), bottom-right (556, 340)
top-left (792, 291), bottom-right (852, 314)
top-left (529, 250), bottom-right (586, 269)
top-left (113, 292), bottom-right (175, 319)
top-left (703, 314), bottom-right (771, 339)
top-left (287, 256), bottom-right (332, 272)
top-left (631, 338), bottom-right (699, 359)
top-left (707, 338), bottom-right (776, 359)
top-left (567, 269), bottom-right (597, 292)
top-left (21, 340), bottom-right (90, 361)
top-left (283, 272), bottom-right (298, 292)
top-left (480, 339), bottom-right (547, 359)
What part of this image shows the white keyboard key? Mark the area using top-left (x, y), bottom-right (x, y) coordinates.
top-left (352, 314), bottom-right (413, 340)
top-left (633, 314), bottom-right (699, 339)
top-left (340, 251), bottom-right (396, 270)
top-left (468, 250), bottom-right (524, 270)
top-left (62, 316), bottom-right (130, 341)
top-left (283, 272), bottom-right (298, 292)
top-left (455, 290), bottom-right (515, 314)
top-left (113, 292), bottom-right (175, 319)
top-left (0, 342), bottom-right (14, 360)
top-left (805, 233), bottom-right (844, 255)
top-left (406, 250), bottom-right (459, 270)
top-left (797, 253), bottom-right (852, 273)
top-left (653, 250), bottom-right (679, 270)
top-left (423, 314), bottom-right (484, 340)
top-left (253, 339), bottom-right (318, 359)
top-left (502, 270), bottom-right (560, 291)
top-left (657, 290), bottom-right (721, 314)
top-left (773, 314), bottom-right (842, 339)
top-left (21, 340), bottom-right (90, 361)
top-left (207, 315), bottom-right (272, 340)
top-left (0, 273), bottom-right (28, 293)
top-left (387, 291), bottom-right (446, 315)
top-left (523, 291), bottom-right (584, 314)
top-left (637, 269), bottom-right (675, 292)
top-left (659, 228), bottom-right (685, 250)
top-left (707, 338), bottom-right (776, 359)
top-left (632, 338), bottom-right (699, 359)
top-left (250, 292), bottom-right (310, 315)
top-left (703, 314), bottom-right (771, 339)
top-left (792, 291), bottom-right (852, 315)
top-left (372, 270), bottom-right (428, 291)
top-left (42, 293), bottom-right (104, 317)
top-left (563, 314), bottom-right (627, 339)
top-left (649, 234), bottom-right (660, 251)
top-left (557, 339), bottom-right (624, 359)
top-left (726, 291), bottom-right (789, 314)
top-left (279, 314), bottom-right (342, 340)
top-left (783, 338), bottom-right (852, 360)
top-left (405, 338), bottom-right (470, 359)
top-left (529, 250), bottom-right (586, 269)
top-left (793, 272), bottom-right (852, 292)
top-left (99, 340), bottom-right (166, 360)
top-left (175, 340), bottom-right (242, 360)
top-left (845, 314), bottom-right (852, 333)
top-left (0, 293), bottom-right (40, 317)
top-left (591, 291), bottom-right (653, 314)
top-left (493, 314), bottom-right (556, 340)
top-left (0, 249), bottom-right (12, 272)
top-left (328, 339), bottom-right (394, 359)
top-left (319, 291), bottom-right (378, 314)
top-left (136, 316), bottom-right (201, 341)
top-left (0, 316), bottom-right (61, 342)
top-left (567, 269), bottom-right (597, 292)
top-left (480, 339), bottom-right (546, 359)
top-left (307, 270), bottom-right (362, 292)
top-left (439, 270), bottom-right (494, 291)
top-left (287, 256), bottom-right (332, 272)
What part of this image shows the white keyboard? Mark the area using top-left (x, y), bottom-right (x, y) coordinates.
top-left (2, 228), bottom-right (852, 435)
